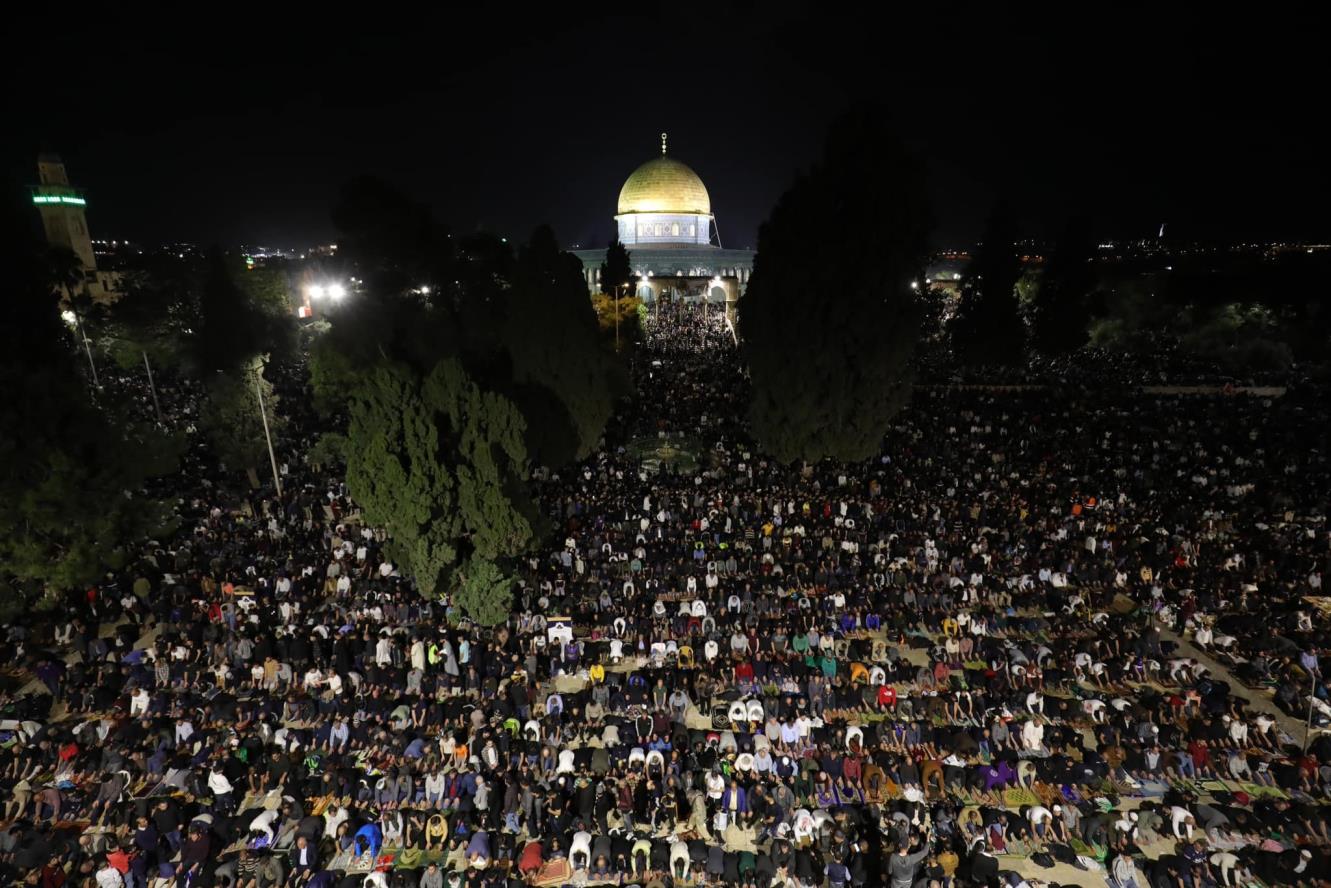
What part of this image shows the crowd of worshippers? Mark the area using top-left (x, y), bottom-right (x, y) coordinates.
top-left (1, 303), bottom-right (1330, 888)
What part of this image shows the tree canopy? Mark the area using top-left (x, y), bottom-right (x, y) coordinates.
top-left (312, 178), bottom-right (621, 622)
top-left (598, 238), bottom-right (633, 294)
top-left (505, 226), bottom-right (624, 465)
top-left (0, 190), bottom-right (179, 612)
top-left (199, 359), bottom-right (283, 476)
top-left (739, 111), bottom-right (930, 464)
top-left (331, 175), bottom-right (453, 296)
top-left (1028, 220), bottom-right (1097, 355)
top-left (0, 367), bottom-right (179, 605)
top-left (949, 203), bottom-right (1027, 367)
top-left (338, 358), bottom-right (533, 614)
top-left (195, 249), bottom-right (293, 376)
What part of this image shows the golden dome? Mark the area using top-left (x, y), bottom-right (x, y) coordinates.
top-left (617, 155), bottom-right (711, 216)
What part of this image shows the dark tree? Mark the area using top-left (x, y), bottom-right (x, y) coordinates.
top-left (0, 190), bottom-right (178, 616)
top-left (310, 284), bottom-right (535, 625)
top-left (949, 203), bottom-right (1026, 366)
top-left (194, 250), bottom-right (290, 376)
top-left (598, 238), bottom-right (633, 295)
top-left (505, 225), bottom-right (624, 466)
top-left (331, 176), bottom-right (452, 296)
top-left (1029, 220), bottom-right (1097, 355)
top-left (195, 249), bottom-right (252, 376)
top-left (314, 183), bottom-right (624, 622)
top-left (338, 357), bottom-right (532, 619)
top-left (190, 250), bottom-right (293, 480)
top-left (97, 257), bottom-right (197, 370)
top-left (740, 111), bottom-right (930, 464)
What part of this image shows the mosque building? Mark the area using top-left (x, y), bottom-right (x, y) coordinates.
top-left (573, 134), bottom-right (755, 318)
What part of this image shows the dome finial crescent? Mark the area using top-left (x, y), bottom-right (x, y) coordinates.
top-left (661, 132), bottom-right (668, 155)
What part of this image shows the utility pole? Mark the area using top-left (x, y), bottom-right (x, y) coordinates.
top-left (254, 366), bottom-right (283, 501)
top-left (142, 350), bottom-right (163, 425)
top-left (72, 308), bottom-right (99, 387)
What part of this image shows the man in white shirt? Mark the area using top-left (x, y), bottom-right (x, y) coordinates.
top-left (1168, 658), bottom-right (1198, 683)
top-left (1170, 805), bottom-right (1196, 839)
top-left (249, 808), bottom-right (280, 845)
top-left (1209, 850), bottom-right (1243, 887)
top-left (95, 865), bottom-right (124, 888)
top-left (795, 714), bottom-right (812, 741)
top-left (1021, 719), bottom-right (1044, 752)
top-left (1027, 805), bottom-right (1054, 844)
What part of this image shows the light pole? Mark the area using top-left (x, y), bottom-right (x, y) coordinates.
top-left (706, 276), bottom-right (722, 347)
top-left (614, 284), bottom-right (630, 354)
top-left (62, 308), bottom-right (100, 387)
top-left (253, 363), bottom-right (283, 501)
top-left (142, 350), bottom-right (163, 425)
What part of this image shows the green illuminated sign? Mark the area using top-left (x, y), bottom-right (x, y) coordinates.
top-left (32, 195), bottom-right (87, 206)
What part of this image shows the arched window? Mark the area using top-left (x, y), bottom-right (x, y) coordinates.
top-left (671, 222), bottom-right (680, 237)
top-left (687, 224), bottom-right (695, 237)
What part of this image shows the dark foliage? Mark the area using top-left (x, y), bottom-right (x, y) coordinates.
top-left (950, 203), bottom-right (1026, 366)
top-left (740, 111), bottom-right (930, 464)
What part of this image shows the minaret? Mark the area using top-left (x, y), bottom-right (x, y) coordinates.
top-left (33, 154), bottom-right (98, 274)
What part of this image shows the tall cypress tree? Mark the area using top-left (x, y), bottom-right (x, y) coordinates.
top-left (1029, 220), bottom-right (1097, 355)
top-left (740, 110), bottom-right (930, 463)
top-left (598, 238), bottom-right (632, 295)
top-left (950, 203), bottom-right (1026, 367)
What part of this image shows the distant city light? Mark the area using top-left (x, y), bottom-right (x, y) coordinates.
top-left (910, 281), bottom-right (919, 290)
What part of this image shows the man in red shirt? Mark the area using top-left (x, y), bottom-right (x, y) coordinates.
top-left (105, 847), bottom-right (132, 876)
top-left (878, 685), bottom-right (897, 710)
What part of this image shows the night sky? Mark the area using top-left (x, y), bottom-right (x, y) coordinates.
top-left (8, 7), bottom-right (1328, 251)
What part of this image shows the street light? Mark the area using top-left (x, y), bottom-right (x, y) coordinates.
top-left (307, 284), bottom-right (326, 300)
top-left (327, 283), bottom-right (347, 300)
top-left (615, 282), bottom-right (630, 351)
